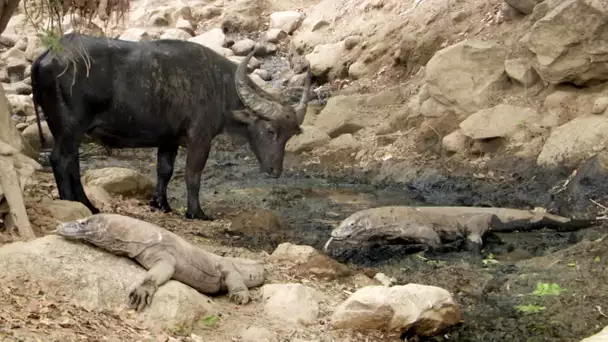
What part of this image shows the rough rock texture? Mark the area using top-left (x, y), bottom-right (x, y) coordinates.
top-left (0, 235), bottom-right (215, 331)
top-left (238, 326), bottom-right (278, 342)
top-left (119, 28), bottom-right (151, 42)
top-left (36, 199), bottom-right (92, 223)
top-left (268, 242), bottom-right (320, 264)
top-left (261, 283), bottom-right (319, 326)
top-left (286, 126), bottom-right (331, 153)
top-left (314, 93), bottom-right (397, 138)
top-left (0, 85), bottom-right (35, 159)
top-left (21, 121), bottom-right (53, 151)
top-left (442, 130), bottom-right (469, 153)
top-left (459, 104), bottom-right (540, 139)
top-left (331, 284), bottom-right (461, 335)
top-left (269, 11), bottom-right (305, 34)
top-left (81, 167), bottom-right (155, 197)
top-left (522, 0), bottom-right (608, 85)
top-left (537, 115), bottom-right (608, 167)
top-left (505, 0), bottom-right (543, 14)
top-left (425, 39), bottom-right (508, 115)
top-left (504, 58), bottom-right (539, 86)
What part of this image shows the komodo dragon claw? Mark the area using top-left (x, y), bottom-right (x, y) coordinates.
top-left (128, 281), bottom-right (158, 311)
top-left (228, 288), bottom-right (250, 305)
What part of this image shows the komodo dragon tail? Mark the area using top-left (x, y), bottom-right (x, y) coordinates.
top-left (490, 215), bottom-right (601, 233)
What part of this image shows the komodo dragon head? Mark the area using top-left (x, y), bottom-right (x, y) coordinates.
top-left (55, 213), bottom-right (164, 257)
top-left (55, 215), bottom-right (107, 243)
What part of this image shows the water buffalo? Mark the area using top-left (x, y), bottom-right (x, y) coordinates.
top-left (31, 32), bottom-right (313, 220)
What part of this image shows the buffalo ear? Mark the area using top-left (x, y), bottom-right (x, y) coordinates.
top-left (231, 109), bottom-right (256, 124)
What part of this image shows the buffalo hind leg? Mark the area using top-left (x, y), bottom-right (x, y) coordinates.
top-left (184, 141), bottom-right (213, 221)
top-left (149, 144), bottom-right (179, 213)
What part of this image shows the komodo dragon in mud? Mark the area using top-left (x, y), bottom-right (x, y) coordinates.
top-left (324, 206), bottom-right (600, 253)
top-left (54, 213), bottom-right (266, 311)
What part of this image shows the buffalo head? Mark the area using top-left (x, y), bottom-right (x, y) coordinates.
top-left (232, 46), bottom-right (312, 178)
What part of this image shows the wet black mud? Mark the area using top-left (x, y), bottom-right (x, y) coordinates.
top-left (39, 139), bottom-right (608, 342)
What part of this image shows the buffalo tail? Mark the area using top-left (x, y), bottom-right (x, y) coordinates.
top-left (31, 47), bottom-right (52, 149)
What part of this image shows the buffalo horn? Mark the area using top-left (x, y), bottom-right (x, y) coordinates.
top-left (235, 47), bottom-right (284, 121)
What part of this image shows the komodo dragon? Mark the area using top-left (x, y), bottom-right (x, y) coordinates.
top-left (54, 213), bottom-right (266, 311)
top-left (324, 206), bottom-right (600, 253)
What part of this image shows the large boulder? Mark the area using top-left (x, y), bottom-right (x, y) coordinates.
top-left (314, 87), bottom-right (405, 138)
top-left (286, 125), bottom-right (330, 153)
top-left (0, 235), bottom-right (215, 331)
top-left (330, 284), bottom-right (461, 336)
top-left (537, 115), bottom-right (608, 167)
top-left (0, 85), bottom-right (36, 158)
top-left (425, 39), bottom-right (508, 115)
top-left (459, 104), bottom-right (540, 140)
top-left (81, 167), bottom-right (155, 198)
top-left (522, 0), bottom-right (608, 85)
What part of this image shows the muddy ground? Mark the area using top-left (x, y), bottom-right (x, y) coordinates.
top-left (23, 137), bottom-right (608, 342)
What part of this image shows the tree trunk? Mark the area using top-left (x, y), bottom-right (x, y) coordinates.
top-left (0, 0), bottom-right (21, 35)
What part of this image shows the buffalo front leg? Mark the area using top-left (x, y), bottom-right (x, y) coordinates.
top-left (149, 144), bottom-right (179, 213)
top-left (49, 137), bottom-right (99, 214)
top-left (184, 141), bottom-right (213, 220)
top-left (129, 255), bottom-right (176, 311)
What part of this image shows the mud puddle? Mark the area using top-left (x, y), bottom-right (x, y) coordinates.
top-left (37, 140), bottom-right (608, 342)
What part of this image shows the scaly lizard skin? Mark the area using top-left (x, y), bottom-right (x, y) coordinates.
top-left (324, 206), bottom-right (599, 253)
top-left (55, 213), bottom-right (266, 311)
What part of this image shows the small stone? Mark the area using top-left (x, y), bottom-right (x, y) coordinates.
top-left (189, 28), bottom-right (226, 50)
top-left (373, 273), bottom-right (396, 286)
top-left (343, 36), bottom-right (361, 50)
top-left (253, 69), bottom-right (272, 81)
top-left (3, 82), bottom-right (31, 95)
top-left (149, 13), bottom-right (170, 27)
top-left (172, 6), bottom-right (193, 21)
top-left (249, 74), bottom-right (267, 87)
top-left (254, 42), bottom-right (277, 56)
top-left (239, 326), bottom-right (278, 342)
top-left (119, 28), bottom-right (150, 42)
top-left (269, 11), bottom-right (305, 34)
top-left (7, 94), bottom-right (34, 117)
top-left (442, 129), bottom-right (468, 153)
top-left (287, 72), bottom-right (310, 87)
top-left (160, 28), bottom-right (192, 40)
top-left (269, 242), bottom-right (319, 264)
top-left (175, 18), bottom-right (194, 36)
top-left (292, 254), bottom-right (355, 280)
top-left (200, 5), bottom-right (222, 19)
top-left (261, 283), bottom-right (319, 326)
top-left (21, 121), bottom-right (54, 151)
top-left (265, 28), bottom-right (288, 43)
top-left (231, 38), bottom-right (256, 56)
top-left (592, 97), bottom-right (608, 114)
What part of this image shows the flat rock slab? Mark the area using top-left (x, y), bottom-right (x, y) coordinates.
top-left (0, 235), bottom-right (215, 331)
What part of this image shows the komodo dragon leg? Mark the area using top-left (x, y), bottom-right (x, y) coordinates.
top-left (129, 254), bottom-right (176, 311)
top-left (218, 263), bottom-right (251, 305)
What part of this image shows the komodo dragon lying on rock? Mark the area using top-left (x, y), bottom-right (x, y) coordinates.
top-left (55, 213), bottom-right (266, 311)
top-left (324, 206), bottom-right (600, 253)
